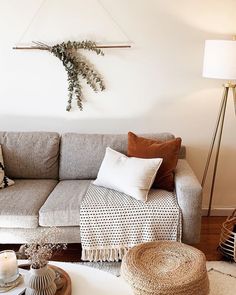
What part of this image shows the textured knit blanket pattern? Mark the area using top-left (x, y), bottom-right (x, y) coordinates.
top-left (80, 184), bottom-right (182, 262)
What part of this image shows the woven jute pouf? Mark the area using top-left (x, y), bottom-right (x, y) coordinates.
top-left (121, 241), bottom-right (209, 295)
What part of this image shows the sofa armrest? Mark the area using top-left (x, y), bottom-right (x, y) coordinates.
top-left (175, 159), bottom-right (202, 244)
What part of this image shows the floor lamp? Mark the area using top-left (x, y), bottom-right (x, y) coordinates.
top-left (202, 39), bottom-right (236, 216)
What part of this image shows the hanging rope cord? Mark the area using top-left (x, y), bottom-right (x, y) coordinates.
top-left (16, 0), bottom-right (47, 45)
top-left (15, 0), bottom-right (133, 46)
top-left (97, 0), bottom-right (133, 44)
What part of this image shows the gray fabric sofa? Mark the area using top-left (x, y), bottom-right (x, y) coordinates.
top-left (0, 132), bottom-right (202, 245)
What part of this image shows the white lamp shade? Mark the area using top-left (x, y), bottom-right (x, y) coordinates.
top-left (203, 40), bottom-right (236, 80)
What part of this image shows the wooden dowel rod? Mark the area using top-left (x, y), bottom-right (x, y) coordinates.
top-left (13, 46), bottom-right (49, 50)
top-left (95, 45), bottom-right (131, 48)
top-left (12, 45), bottom-right (131, 50)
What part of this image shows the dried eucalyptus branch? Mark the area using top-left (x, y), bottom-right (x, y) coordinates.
top-left (46, 40), bottom-right (105, 111)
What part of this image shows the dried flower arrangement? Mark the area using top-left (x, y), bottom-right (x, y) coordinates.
top-left (34, 40), bottom-right (105, 111)
top-left (23, 227), bottom-right (67, 269)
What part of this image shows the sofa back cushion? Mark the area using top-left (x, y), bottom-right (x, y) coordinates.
top-left (0, 132), bottom-right (60, 179)
top-left (59, 133), bottom-right (176, 180)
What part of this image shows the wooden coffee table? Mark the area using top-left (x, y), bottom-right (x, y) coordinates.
top-left (18, 260), bottom-right (133, 295)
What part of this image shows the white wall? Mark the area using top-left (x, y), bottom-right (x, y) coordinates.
top-left (0, 0), bottom-right (236, 212)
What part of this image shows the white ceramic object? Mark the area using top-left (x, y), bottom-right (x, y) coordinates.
top-left (25, 265), bottom-right (56, 295)
top-left (0, 250), bottom-right (19, 284)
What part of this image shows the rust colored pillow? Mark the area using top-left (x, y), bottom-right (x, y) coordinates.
top-left (127, 132), bottom-right (182, 191)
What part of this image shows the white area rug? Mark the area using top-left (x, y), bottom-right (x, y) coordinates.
top-left (78, 261), bottom-right (121, 277)
top-left (207, 261), bottom-right (236, 295)
top-left (79, 261), bottom-right (236, 294)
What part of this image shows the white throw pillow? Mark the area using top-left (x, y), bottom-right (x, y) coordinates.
top-left (93, 147), bottom-right (163, 202)
top-left (0, 145), bottom-right (14, 189)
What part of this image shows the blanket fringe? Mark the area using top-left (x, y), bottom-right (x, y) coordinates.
top-left (81, 246), bottom-right (129, 262)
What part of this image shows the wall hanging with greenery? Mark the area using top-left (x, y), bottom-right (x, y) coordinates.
top-left (13, 41), bottom-right (130, 111)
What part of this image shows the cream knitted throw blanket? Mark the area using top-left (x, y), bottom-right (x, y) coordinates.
top-left (80, 184), bottom-right (182, 262)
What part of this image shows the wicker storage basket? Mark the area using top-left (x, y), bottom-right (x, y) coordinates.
top-left (219, 209), bottom-right (236, 261)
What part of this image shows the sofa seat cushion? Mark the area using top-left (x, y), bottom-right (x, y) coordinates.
top-left (0, 179), bottom-right (58, 228)
top-left (39, 180), bottom-right (91, 227)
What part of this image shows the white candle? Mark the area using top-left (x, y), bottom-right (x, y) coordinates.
top-left (0, 250), bottom-right (19, 283)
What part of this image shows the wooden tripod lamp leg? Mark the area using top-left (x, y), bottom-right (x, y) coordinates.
top-left (201, 89), bottom-right (228, 188)
top-left (232, 86), bottom-right (236, 116)
top-left (201, 86), bottom-right (229, 216)
top-left (207, 87), bottom-right (229, 216)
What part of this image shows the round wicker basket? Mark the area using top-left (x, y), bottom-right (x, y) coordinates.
top-left (219, 209), bottom-right (236, 261)
top-left (121, 241), bottom-right (209, 295)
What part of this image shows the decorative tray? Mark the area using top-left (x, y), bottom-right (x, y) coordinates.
top-left (19, 264), bottom-right (71, 295)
